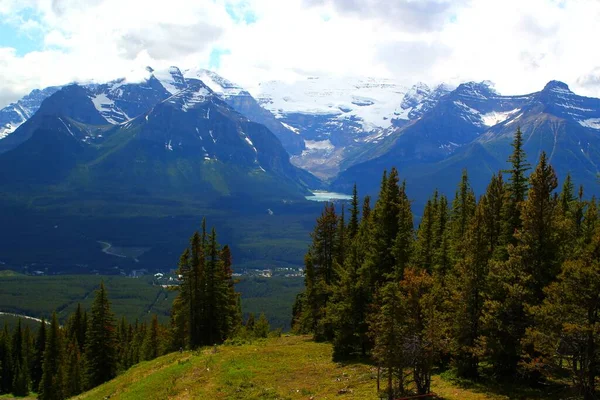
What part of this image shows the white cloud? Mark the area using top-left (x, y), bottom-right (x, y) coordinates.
top-left (0, 0), bottom-right (600, 107)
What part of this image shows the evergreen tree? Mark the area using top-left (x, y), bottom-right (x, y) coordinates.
top-left (11, 319), bottom-right (29, 396)
top-left (171, 221), bottom-right (240, 348)
top-left (527, 232), bottom-right (600, 400)
top-left (392, 180), bottom-right (414, 278)
top-left (39, 312), bottom-right (64, 400)
top-left (502, 127), bottom-right (531, 250)
top-left (449, 199), bottom-right (490, 378)
top-left (31, 318), bottom-right (46, 391)
top-left (64, 338), bottom-right (83, 397)
top-left (85, 282), bottom-right (117, 388)
top-left (300, 203), bottom-right (338, 339)
top-left (142, 315), bottom-right (160, 361)
top-left (254, 313), bottom-right (271, 338)
top-left (0, 324), bottom-right (13, 394)
top-left (518, 151), bottom-right (562, 300)
top-left (348, 184), bottom-right (360, 240)
top-left (449, 170), bottom-right (476, 262)
top-left (414, 198), bottom-right (436, 272)
top-left (246, 313), bottom-right (256, 331)
top-left (369, 280), bottom-right (405, 400)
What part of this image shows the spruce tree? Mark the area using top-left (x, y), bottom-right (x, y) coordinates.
top-left (39, 312), bottom-right (64, 400)
top-left (254, 313), bottom-right (271, 338)
top-left (449, 170), bottom-right (476, 262)
top-left (31, 318), bottom-right (46, 391)
top-left (0, 324), bottom-right (13, 394)
top-left (85, 282), bottom-right (117, 388)
top-left (528, 234), bottom-right (600, 399)
top-left (414, 198), bottom-right (435, 272)
top-left (64, 338), bottom-right (83, 397)
top-left (142, 315), bottom-right (160, 361)
top-left (502, 127), bottom-right (531, 250)
top-left (11, 319), bottom-right (29, 396)
top-left (449, 198), bottom-right (490, 378)
top-left (348, 184), bottom-right (360, 240)
top-left (518, 151), bottom-right (561, 300)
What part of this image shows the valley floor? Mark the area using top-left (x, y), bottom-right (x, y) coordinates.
top-left (72, 336), bottom-right (557, 400)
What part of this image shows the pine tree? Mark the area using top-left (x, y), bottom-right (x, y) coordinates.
top-left (518, 151), bottom-right (561, 300)
top-left (31, 318), bottom-right (46, 391)
top-left (11, 319), bottom-right (29, 396)
top-left (243, 313), bottom-right (254, 331)
top-left (502, 127), bottom-right (531, 250)
top-left (528, 231), bottom-right (600, 399)
top-left (299, 203), bottom-right (338, 339)
top-left (171, 221), bottom-right (239, 348)
top-left (449, 198), bottom-right (490, 378)
top-left (369, 280), bottom-right (405, 400)
top-left (142, 315), bottom-right (160, 361)
top-left (449, 170), bottom-right (476, 262)
top-left (414, 198), bottom-right (436, 272)
top-left (392, 180), bottom-right (414, 278)
top-left (39, 312), bottom-right (64, 400)
top-left (66, 304), bottom-right (86, 353)
top-left (85, 282), bottom-right (117, 388)
top-left (254, 313), bottom-right (271, 338)
top-left (0, 324), bottom-right (13, 394)
top-left (432, 193), bottom-right (451, 275)
top-left (64, 338), bottom-right (83, 397)
top-left (348, 184), bottom-right (360, 240)
top-left (330, 199), bottom-right (373, 359)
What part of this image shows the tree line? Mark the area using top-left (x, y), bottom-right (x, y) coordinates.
top-left (0, 219), bottom-right (245, 399)
top-left (293, 128), bottom-right (600, 400)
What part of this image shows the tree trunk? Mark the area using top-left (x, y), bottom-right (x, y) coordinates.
top-left (388, 366), bottom-right (393, 400)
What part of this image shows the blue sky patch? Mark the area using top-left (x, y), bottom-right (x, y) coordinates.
top-left (209, 48), bottom-right (232, 69)
top-left (0, 9), bottom-right (44, 56)
top-left (225, 2), bottom-right (257, 24)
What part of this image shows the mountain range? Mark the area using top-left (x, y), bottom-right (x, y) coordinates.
top-left (2, 67), bottom-right (600, 272)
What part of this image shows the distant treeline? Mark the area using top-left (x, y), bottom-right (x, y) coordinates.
top-left (293, 128), bottom-right (600, 400)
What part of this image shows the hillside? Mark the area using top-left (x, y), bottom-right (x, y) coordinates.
top-left (73, 336), bottom-right (558, 400)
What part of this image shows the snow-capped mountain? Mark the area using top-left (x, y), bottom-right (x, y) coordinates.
top-left (0, 78), bottom-right (316, 200)
top-left (333, 80), bottom-right (600, 211)
top-left (253, 76), bottom-right (451, 177)
top-left (183, 68), bottom-right (305, 154)
top-left (0, 87), bottom-right (61, 139)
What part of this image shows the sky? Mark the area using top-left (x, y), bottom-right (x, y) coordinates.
top-left (1, 0), bottom-right (600, 107)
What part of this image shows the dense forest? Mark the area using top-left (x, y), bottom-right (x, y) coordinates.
top-left (0, 220), bottom-right (275, 399)
top-left (2, 128), bottom-right (599, 399)
top-left (293, 128), bottom-right (600, 400)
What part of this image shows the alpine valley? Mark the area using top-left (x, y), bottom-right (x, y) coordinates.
top-left (2, 67), bottom-right (600, 273)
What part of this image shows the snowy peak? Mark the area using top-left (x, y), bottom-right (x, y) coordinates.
top-left (164, 80), bottom-right (215, 112)
top-left (183, 68), bottom-right (246, 97)
top-left (528, 80), bottom-right (600, 130)
top-left (454, 80), bottom-right (498, 99)
top-left (255, 76), bottom-right (408, 130)
top-left (0, 87), bottom-right (61, 139)
top-left (153, 66), bottom-right (188, 94)
top-left (396, 83), bottom-right (451, 120)
top-left (542, 80), bottom-right (572, 94)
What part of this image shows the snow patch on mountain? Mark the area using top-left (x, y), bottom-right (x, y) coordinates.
top-left (255, 76), bottom-right (408, 130)
top-left (579, 118), bottom-right (600, 130)
top-left (184, 68), bottom-right (246, 97)
top-left (166, 86), bottom-right (212, 112)
top-left (305, 139), bottom-right (334, 151)
top-left (0, 123), bottom-right (17, 139)
top-left (481, 109), bottom-right (521, 127)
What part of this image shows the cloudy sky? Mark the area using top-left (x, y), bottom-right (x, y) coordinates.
top-left (1, 0), bottom-right (600, 107)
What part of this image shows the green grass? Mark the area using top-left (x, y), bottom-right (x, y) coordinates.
top-left (74, 336), bottom-right (565, 400)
